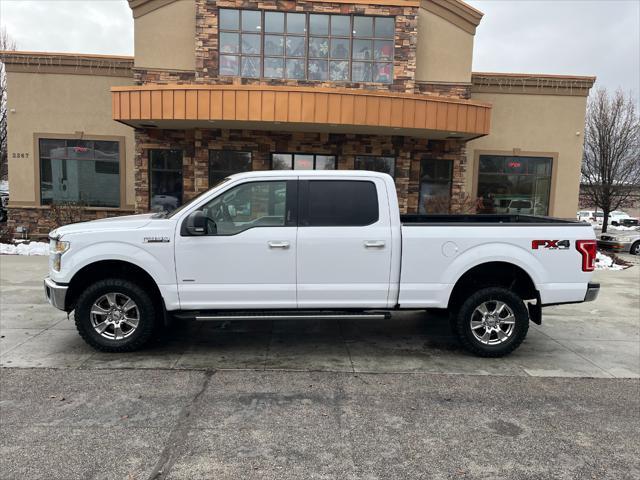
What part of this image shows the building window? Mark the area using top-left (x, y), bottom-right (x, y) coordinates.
top-left (149, 149), bottom-right (183, 213)
top-left (39, 138), bottom-right (120, 207)
top-left (219, 9), bottom-right (394, 83)
top-left (419, 159), bottom-right (453, 214)
top-left (354, 155), bottom-right (395, 178)
top-left (477, 155), bottom-right (553, 215)
top-left (271, 153), bottom-right (336, 170)
top-left (209, 151), bottom-right (252, 186)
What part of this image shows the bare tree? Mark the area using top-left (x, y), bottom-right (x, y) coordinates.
top-left (581, 88), bottom-right (640, 233)
top-left (1, 27), bottom-right (17, 181)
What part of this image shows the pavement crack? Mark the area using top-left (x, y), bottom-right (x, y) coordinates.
top-left (147, 369), bottom-right (216, 480)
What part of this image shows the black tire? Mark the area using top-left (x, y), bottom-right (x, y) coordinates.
top-left (452, 287), bottom-right (529, 357)
top-left (631, 241), bottom-right (640, 256)
top-left (75, 278), bottom-right (158, 352)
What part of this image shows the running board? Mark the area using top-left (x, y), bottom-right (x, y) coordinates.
top-left (174, 311), bottom-right (391, 322)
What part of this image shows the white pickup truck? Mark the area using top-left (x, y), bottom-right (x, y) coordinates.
top-left (45, 171), bottom-right (599, 357)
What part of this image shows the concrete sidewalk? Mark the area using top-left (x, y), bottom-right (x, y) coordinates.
top-left (1, 256), bottom-right (638, 378)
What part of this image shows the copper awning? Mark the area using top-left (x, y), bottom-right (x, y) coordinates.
top-left (112, 84), bottom-right (491, 139)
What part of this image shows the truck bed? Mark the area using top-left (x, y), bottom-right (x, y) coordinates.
top-left (400, 214), bottom-right (583, 226)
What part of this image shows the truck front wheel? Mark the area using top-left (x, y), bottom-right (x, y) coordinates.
top-left (453, 287), bottom-right (529, 357)
top-left (75, 278), bottom-right (158, 352)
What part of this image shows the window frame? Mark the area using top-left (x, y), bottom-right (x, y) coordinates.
top-left (218, 9), bottom-right (395, 84)
top-left (208, 150), bottom-right (253, 186)
top-left (418, 158), bottom-right (453, 214)
top-left (148, 149), bottom-right (184, 212)
top-left (36, 135), bottom-right (125, 208)
top-left (475, 153), bottom-right (554, 216)
top-left (298, 179), bottom-right (380, 227)
top-left (353, 155), bottom-right (397, 178)
top-left (180, 179), bottom-right (298, 236)
top-left (270, 152), bottom-right (337, 171)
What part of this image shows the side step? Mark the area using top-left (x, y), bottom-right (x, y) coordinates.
top-left (174, 310), bottom-right (391, 322)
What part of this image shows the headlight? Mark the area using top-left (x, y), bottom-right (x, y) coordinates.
top-left (49, 239), bottom-right (70, 272)
top-left (50, 239), bottom-right (70, 254)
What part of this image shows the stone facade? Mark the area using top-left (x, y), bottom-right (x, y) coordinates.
top-left (193, 0), bottom-right (418, 93)
top-left (134, 127), bottom-right (466, 215)
top-left (7, 207), bottom-right (135, 240)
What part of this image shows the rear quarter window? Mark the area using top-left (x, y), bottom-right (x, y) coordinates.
top-left (303, 180), bottom-right (379, 227)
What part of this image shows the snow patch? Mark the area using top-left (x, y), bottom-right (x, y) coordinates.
top-left (0, 242), bottom-right (49, 256)
top-left (595, 251), bottom-right (624, 271)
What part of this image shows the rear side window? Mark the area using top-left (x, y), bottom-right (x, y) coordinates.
top-left (302, 180), bottom-right (379, 226)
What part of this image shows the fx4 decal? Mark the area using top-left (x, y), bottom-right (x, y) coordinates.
top-left (532, 239), bottom-right (571, 250)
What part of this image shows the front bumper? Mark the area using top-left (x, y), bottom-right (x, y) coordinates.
top-left (597, 239), bottom-right (631, 253)
top-left (44, 277), bottom-right (68, 311)
top-left (584, 282), bottom-right (600, 302)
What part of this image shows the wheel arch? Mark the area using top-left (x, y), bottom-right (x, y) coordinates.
top-left (65, 260), bottom-right (164, 313)
top-left (447, 261), bottom-right (539, 311)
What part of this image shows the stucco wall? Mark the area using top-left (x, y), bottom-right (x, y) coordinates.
top-left (6, 71), bottom-right (135, 206)
top-left (415, 8), bottom-right (474, 84)
top-left (466, 92), bottom-right (588, 219)
top-left (134, 0), bottom-right (196, 71)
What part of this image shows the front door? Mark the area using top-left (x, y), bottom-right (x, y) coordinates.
top-left (175, 179), bottom-right (298, 310)
top-left (296, 177), bottom-right (393, 308)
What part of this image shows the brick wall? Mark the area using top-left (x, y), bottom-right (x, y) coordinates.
top-left (7, 207), bottom-right (135, 241)
top-left (134, 127), bottom-right (466, 215)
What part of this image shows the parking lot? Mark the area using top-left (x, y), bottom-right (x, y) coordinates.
top-left (1, 255), bottom-right (639, 479)
top-left (1, 256), bottom-right (638, 377)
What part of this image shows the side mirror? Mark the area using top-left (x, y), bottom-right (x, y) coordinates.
top-left (185, 210), bottom-right (207, 236)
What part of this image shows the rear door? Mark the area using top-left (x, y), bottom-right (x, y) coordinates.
top-left (296, 177), bottom-right (393, 308)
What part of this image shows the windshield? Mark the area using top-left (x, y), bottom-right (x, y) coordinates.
top-left (154, 178), bottom-right (231, 219)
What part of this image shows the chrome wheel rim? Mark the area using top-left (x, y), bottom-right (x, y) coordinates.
top-left (470, 300), bottom-right (516, 345)
top-left (90, 293), bottom-right (140, 340)
top-left (633, 243), bottom-right (640, 255)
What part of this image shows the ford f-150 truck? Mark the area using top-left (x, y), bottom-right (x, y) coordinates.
top-left (44, 171), bottom-right (599, 357)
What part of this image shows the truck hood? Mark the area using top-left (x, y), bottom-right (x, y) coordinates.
top-left (50, 213), bottom-right (156, 238)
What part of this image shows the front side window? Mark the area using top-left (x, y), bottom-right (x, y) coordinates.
top-left (272, 153), bottom-right (336, 170)
top-left (149, 149), bottom-right (183, 213)
top-left (303, 180), bottom-right (378, 227)
top-left (219, 10), bottom-right (395, 83)
top-left (39, 138), bottom-right (120, 207)
top-left (419, 159), bottom-right (453, 214)
top-left (477, 155), bottom-right (552, 215)
top-left (354, 155), bottom-right (395, 178)
top-left (198, 181), bottom-right (289, 235)
top-left (209, 151), bottom-right (252, 186)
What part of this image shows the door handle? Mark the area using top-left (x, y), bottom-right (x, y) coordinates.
top-left (268, 241), bottom-right (290, 249)
top-left (364, 240), bottom-right (385, 249)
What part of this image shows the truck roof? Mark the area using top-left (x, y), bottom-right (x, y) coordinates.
top-left (226, 170), bottom-right (394, 181)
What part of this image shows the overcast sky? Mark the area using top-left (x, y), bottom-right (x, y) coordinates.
top-left (1, 0), bottom-right (638, 97)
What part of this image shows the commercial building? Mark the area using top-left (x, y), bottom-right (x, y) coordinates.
top-left (2, 0), bottom-right (595, 238)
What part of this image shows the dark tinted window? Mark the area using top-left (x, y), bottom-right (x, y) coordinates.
top-left (209, 150), bottom-right (251, 185)
top-left (305, 180), bottom-right (378, 227)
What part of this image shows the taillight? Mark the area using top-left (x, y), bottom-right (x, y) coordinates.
top-left (576, 240), bottom-right (597, 272)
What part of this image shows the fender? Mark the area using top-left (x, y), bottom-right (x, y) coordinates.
top-left (53, 241), bottom-right (175, 287)
top-left (442, 242), bottom-right (545, 302)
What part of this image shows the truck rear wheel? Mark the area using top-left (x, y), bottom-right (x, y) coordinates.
top-left (75, 278), bottom-right (158, 352)
top-left (453, 287), bottom-right (529, 357)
